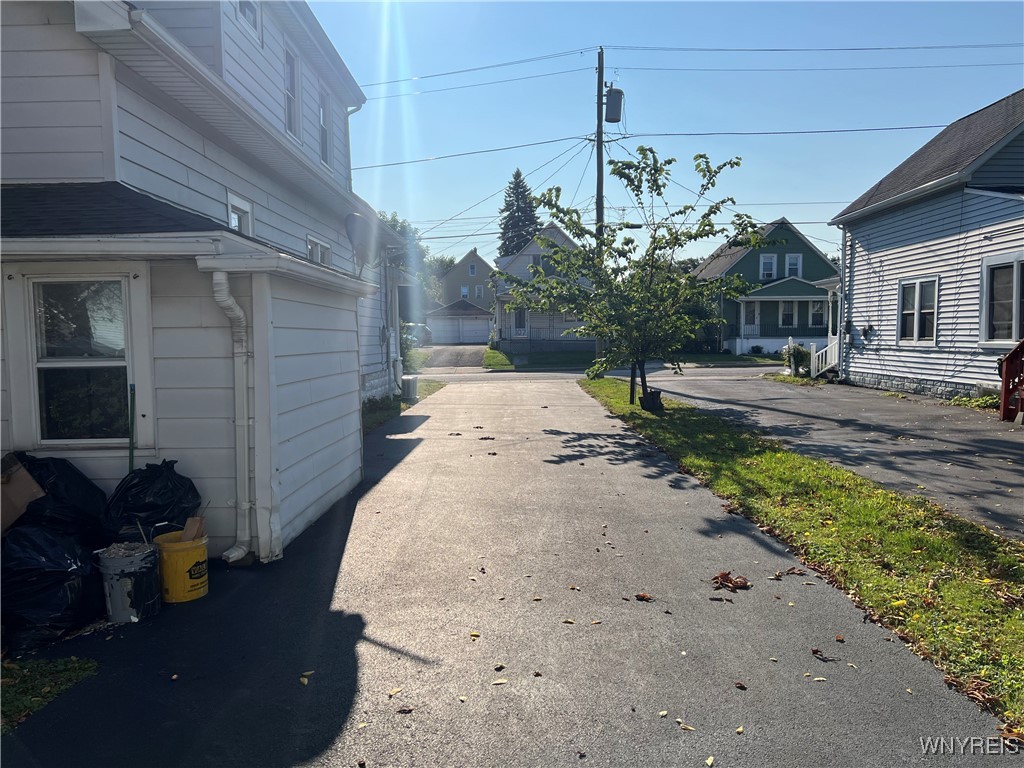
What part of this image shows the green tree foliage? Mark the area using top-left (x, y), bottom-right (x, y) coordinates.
top-left (497, 169), bottom-right (541, 261)
top-left (495, 146), bottom-right (759, 406)
top-left (420, 254), bottom-right (457, 304)
top-left (377, 211), bottom-right (430, 272)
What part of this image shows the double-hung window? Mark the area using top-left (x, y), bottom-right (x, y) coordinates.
top-left (461, 285), bottom-right (469, 299)
top-left (760, 254), bottom-right (776, 281)
top-left (785, 253), bottom-right (802, 278)
top-left (469, 263), bottom-right (477, 277)
top-left (285, 50), bottom-right (300, 138)
top-left (3, 263), bottom-right (154, 448)
top-left (810, 300), bottom-right (825, 328)
top-left (981, 254), bottom-right (1023, 345)
top-left (780, 301), bottom-right (796, 327)
top-left (898, 277), bottom-right (937, 343)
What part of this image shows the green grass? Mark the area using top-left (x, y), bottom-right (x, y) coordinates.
top-left (2, 657), bottom-right (98, 733)
top-left (483, 349), bottom-right (780, 371)
top-left (763, 373), bottom-right (824, 387)
top-left (403, 348), bottom-right (431, 373)
top-left (483, 348), bottom-right (514, 370)
top-left (361, 379), bottom-right (447, 433)
top-left (579, 377), bottom-right (1024, 728)
top-left (883, 391), bottom-right (909, 400)
top-left (678, 353), bottom-right (782, 366)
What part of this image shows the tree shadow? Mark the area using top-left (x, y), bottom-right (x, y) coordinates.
top-left (1, 424), bottom-right (432, 768)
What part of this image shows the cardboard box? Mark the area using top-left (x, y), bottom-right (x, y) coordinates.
top-left (1, 454), bottom-right (45, 534)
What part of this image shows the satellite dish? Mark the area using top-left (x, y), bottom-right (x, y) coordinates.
top-left (345, 212), bottom-right (373, 271)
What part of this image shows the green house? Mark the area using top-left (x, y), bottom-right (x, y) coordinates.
top-left (693, 218), bottom-right (840, 356)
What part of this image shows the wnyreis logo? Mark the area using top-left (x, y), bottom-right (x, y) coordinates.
top-left (920, 737), bottom-right (1019, 755)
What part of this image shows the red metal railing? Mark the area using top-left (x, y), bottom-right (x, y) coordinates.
top-left (999, 338), bottom-right (1024, 422)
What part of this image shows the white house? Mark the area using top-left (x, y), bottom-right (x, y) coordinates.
top-left (829, 90), bottom-right (1024, 399)
top-left (492, 223), bottom-right (595, 354)
top-left (1, 0), bottom-right (402, 563)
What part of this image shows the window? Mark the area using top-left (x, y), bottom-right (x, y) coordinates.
top-left (744, 302), bottom-right (757, 326)
top-left (227, 193), bottom-right (252, 236)
top-left (810, 300), bottom-right (825, 328)
top-left (475, 285), bottom-right (483, 299)
top-left (898, 277), bottom-right (937, 343)
top-left (514, 308), bottom-right (528, 336)
top-left (461, 285), bottom-right (469, 299)
top-left (284, 50), bottom-right (299, 138)
top-left (760, 254), bottom-right (776, 281)
top-left (237, 1), bottom-right (260, 39)
top-left (982, 255), bottom-right (1023, 343)
top-left (307, 236), bottom-right (332, 265)
top-left (780, 300), bottom-right (795, 327)
top-left (3, 262), bottom-right (154, 448)
top-left (786, 253), bottom-right (802, 278)
top-left (469, 263), bottom-right (476, 277)
top-left (318, 91), bottom-right (331, 167)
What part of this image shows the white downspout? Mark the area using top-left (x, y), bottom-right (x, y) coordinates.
top-left (212, 271), bottom-right (253, 563)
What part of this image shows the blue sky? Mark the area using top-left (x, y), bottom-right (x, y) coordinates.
top-left (311, 1), bottom-right (1024, 264)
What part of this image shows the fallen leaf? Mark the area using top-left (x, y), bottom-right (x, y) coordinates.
top-left (769, 657), bottom-right (778, 662)
top-left (679, 723), bottom-right (696, 731)
top-left (847, 663), bottom-right (858, 669)
top-left (664, 610), bottom-right (673, 615)
top-left (299, 677), bottom-right (309, 685)
top-left (659, 711), bottom-right (669, 718)
top-left (469, 577), bottom-right (477, 581)
top-left (458, 696), bottom-right (467, 702)
top-left (804, 673), bottom-right (812, 677)
top-left (479, 436), bottom-right (495, 441)
top-left (768, 572), bottom-right (783, 581)
top-left (734, 681), bottom-right (747, 690)
top-left (814, 677), bottom-right (827, 682)
top-left (494, 664), bottom-right (506, 672)
top-left (492, 679), bottom-right (508, 685)
top-left (563, 619), bottom-right (575, 624)
top-left (906, 688), bottom-right (913, 694)
top-left (835, 635), bottom-right (845, 643)
top-left (811, 648), bottom-right (837, 662)
top-left (470, 631), bottom-right (481, 639)
top-left (388, 687), bottom-right (403, 697)
top-left (711, 571), bottom-right (751, 592)
top-left (891, 599), bottom-right (908, 608)
top-left (533, 671), bottom-right (543, 677)
top-left (736, 726), bottom-right (744, 734)
top-left (357, 722), bottom-right (369, 729)
top-left (635, 593), bottom-right (655, 602)
top-left (171, 674), bottom-right (179, 681)
top-left (533, 597), bottom-right (543, 602)
top-left (706, 757), bottom-right (715, 767)
top-left (569, 585), bottom-right (580, 591)
top-left (591, 620), bottom-right (602, 625)
top-left (788, 602), bottom-right (795, 607)
top-left (397, 707), bottom-right (414, 714)
top-left (785, 566), bottom-right (807, 576)
top-left (302, 670), bottom-right (315, 676)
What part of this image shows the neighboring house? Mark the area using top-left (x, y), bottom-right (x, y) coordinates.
top-left (426, 248), bottom-right (494, 343)
top-left (0, 0), bottom-right (401, 563)
top-left (829, 89), bottom-right (1024, 398)
top-left (440, 248), bottom-right (494, 310)
top-left (692, 218), bottom-right (840, 356)
top-left (492, 223), bottom-right (594, 354)
top-left (426, 300), bottom-right (492, 344)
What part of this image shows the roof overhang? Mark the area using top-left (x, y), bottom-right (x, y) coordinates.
top-left (74, 2), bottom-right (380, 224)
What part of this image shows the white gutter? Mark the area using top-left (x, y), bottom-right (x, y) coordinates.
top-left (212, 271), bottom-right (253, 564)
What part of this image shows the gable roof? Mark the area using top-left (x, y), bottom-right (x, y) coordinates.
top-left (1, 182), bottom-right (227, 237)
top-left (831, 89), bottom-right (1024, 225)
top-left (443, 248), bottom-right (493, 278)
top-left (427, 299), bottom-right (492, 317)
top-left (691, 218), bottom-right (828, 279)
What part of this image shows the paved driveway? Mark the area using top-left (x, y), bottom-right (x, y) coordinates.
top-left (641, 366), bottom-right (1023, 541)
top-left (421, 344), bottom-right (486, 371)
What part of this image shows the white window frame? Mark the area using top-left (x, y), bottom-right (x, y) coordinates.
top-left (2, 262), bottom-right (155, 450)
top-left (779, 300), bottom-right (796, 328)
top-left (318, 90), bottom-right (332, 168)
top-left (475, 285), bottom-right (483, 299)
top-left (284, 49), bottom-right (300, 140)
top-left (460, 285), bottom-right (469, 299)
top-left (236, 0), bottom-right (261, 42)
top-left (785, 253), bottom-right (802, 278)
top-left (227, 192), bottom-right (253, 236)
top-left (810, 299), bottom-right (825, 328)
top-left (306, 236), bottom-right (332, 266)
top-left (469, 263), bottom-right (476, 277)
top-left (760, 253), bottom-right (776, 281)
top-left (979, 252), bottom-right (1023, 349)
top-left (897, 275), bottom-right (939, 345)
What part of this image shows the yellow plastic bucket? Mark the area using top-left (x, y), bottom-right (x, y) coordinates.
top-left (154, 532), bottom-right (209, 603)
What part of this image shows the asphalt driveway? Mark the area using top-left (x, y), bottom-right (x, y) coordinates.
top-left (421, 344), bottom-right (486, 371)
top-left (4, 378), bottom-right (1003, 768)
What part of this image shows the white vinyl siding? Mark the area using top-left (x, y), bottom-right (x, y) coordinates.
top-left (0, 2), bottom-right (110, 181)
top-left (270, 277), bottom-right (362, 547)
top-left (842, 187), bottom-right (1024, 395)
top-left (971, 133), bottom-right (1024, 189)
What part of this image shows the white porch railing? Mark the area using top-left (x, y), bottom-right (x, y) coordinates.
top-left (810, 336), bottom-right (839, 378)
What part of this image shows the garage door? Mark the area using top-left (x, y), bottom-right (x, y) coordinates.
top-left (430, 316), bottom-right (490, 344)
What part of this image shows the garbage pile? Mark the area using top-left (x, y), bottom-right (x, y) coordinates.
top-left (1, 454), bottom-right (201, 652)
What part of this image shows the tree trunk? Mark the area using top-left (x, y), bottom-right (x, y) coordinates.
top-left (630, 363), bottom-right (637, 404)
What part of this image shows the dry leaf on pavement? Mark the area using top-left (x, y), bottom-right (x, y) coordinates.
top-left (712, 572), bottom-right (751, 592)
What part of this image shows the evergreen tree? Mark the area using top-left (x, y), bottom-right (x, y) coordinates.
top-left (497, 169), bottom-right (541, 261)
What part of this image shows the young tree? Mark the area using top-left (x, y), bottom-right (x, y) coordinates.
top-left (420, 254), bottom-right (456, 304)
top-left (495, 146), bottom-right (759, 409)
top-left (497, 169), bottom-right (541, 261)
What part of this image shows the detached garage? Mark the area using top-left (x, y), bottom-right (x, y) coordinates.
top-left (428, 299), bottom-right (492, 344)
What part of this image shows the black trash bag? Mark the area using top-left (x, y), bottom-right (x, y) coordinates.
top-left (13, 452), bottom-right (116, 550)
top-left (106, 460), bottom-right (201, 542)
top-left (1, 525), bottom-right (105, 653)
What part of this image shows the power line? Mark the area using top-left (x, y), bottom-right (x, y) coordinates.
top-left (605, 42), bottom-right (1022, 53)
top-left (358, 48), bottom-right (598, 87)
top-left (609, 125), bottom-right (944, 139)
top-left (352, 136), bottom-right (586, 170)
top-left (366, 68), bottom-right (591, 100)
top-left (616, 61), bottom-right (1024, 74)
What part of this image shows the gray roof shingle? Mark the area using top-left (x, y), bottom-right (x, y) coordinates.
top-left (832, 89), bottom-right (1024, 224)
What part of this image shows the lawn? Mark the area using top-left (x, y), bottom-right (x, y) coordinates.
top-left (403, 348), bottom-right (431, 373)
top-left (361, 379), bottom-right (446, 434)
top-left (483, 349), bottom-right (780, 371)
top-left (579, 377), bottom-right (1024, 733)
top-left (1, 657), bottom-right (98, 733)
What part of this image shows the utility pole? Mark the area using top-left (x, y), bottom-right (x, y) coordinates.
top-left (595, 47), bottom-right (606, 369)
